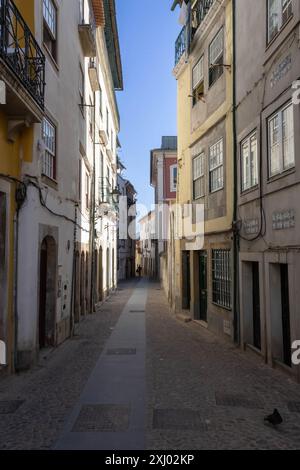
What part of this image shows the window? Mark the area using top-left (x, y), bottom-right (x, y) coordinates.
top-left (192, 56), bottom-right (204, 106)
top-left (209, 28), bottom-right (224, 87)
top-left (79, 64), bottom-right (84, 114)
top-left (88, 97), bottom-right (93, 136)
top-left (78, 159), bottom-right (82, 204)
top-left (79, 0), bottom-right (84, 24)
top-left (209, 138), bottom-right (224, 192)
top-left (241, 132), bottom-right (258, 191)
top-left (268, 0), bottom-right (293, 43)
top-left (212, 249), bottom-right (231, 309)
top-left (85, 173), bottom-right (89, 210)
top-left (170, 164), bottom-right (177, 192)
top-left (42, 117), bottom-right (56, 180)
top-left (43, 0), bottom-right (57, 61)
top-left (268, 102), bottom-right (294, 177)
top-left (193, 153), bottom-right (205, 199)
top-left (106, 108), bottom-right (109, 136)
top-left (99, 85), bottom-right (103, 117)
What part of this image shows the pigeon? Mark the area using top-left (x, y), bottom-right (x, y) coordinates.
top-left (264, 409), bottom-right (283, 426)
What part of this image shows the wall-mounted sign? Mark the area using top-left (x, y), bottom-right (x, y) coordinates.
top-left (243, 219), bottom-right (260, 235)
top-left (272, 209), bottom-right (295, 230)
top-left (270, 55), bottom-right (292, 88)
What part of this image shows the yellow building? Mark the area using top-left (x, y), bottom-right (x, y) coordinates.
top-left (172, 0), bottom-right (236, 340)
top-left (0, 0), bottom-right (45, 373)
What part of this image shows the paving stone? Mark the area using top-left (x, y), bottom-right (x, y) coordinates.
top-left (0, 400), bottom-right (24, 414)
top-left (152, 409), bottom-right (207, 431)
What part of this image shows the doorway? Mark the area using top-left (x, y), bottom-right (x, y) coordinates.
top-left (252, 262), bottom-right (261, 350)
top-left (281, 264), bottom-right (291, 367)
top-left (198, 251), bottom-right (207, 322)
top-left (182, 251), bottom-right (190, 310)
top-left (38, 236), bottom-right (57, 349)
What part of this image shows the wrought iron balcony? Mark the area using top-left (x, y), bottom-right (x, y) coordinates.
top-left (0, 0), bottom-right (45, 110)
top-left (175, 26), bottom-right (186, 66)
top-left (191, 0), bottom-right (214, 38)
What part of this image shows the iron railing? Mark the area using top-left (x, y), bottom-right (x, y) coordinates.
top-left (175, 26), bottom-right (186, 65)
top-left (0, 0), bottom-right (45, 109)
top-left (175, 1), bottom-right (215, 66)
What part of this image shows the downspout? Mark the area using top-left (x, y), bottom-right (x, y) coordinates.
top-left (232, 0), bottom-right (240, 344)
top-left (90, 91), bottom-right (96, 313)
top-left (13, 209), bottom-right (19, 371)
top-left (70, 204), bottom-right (77, 337)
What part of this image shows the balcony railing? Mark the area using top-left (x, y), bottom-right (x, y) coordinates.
top-left (175, 26), bottom-right (186, 65)
top-left (174, 0), bottom-right (215, 66)
top-left (0, 0), bottom-right (45, 109)
top-left (191, 0), bottom-right (214, 38)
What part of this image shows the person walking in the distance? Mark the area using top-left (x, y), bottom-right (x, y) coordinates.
top-left (136, 265), bottom-right (142, 278)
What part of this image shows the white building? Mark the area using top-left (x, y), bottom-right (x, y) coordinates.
top-left (16, 0), bottom-right (123, 370)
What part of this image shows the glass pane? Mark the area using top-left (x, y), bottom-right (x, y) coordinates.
top-left (282, 104), bottom-right (295, 170)
top-left (192, 56), bottom-right (204, 89)
top-left (209, 28), bottom-right (223, 64)
top-left (268, 0), bottom-right (280, 41)
top-left (269, 114), bottom-right (280, 176)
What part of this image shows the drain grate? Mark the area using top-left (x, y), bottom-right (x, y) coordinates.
top-left (215, 393), bottom-right (264, 409)
top-left (152, 409), bottom-right (207, 431)
top-left (129, 310), bottom-right (145, 313)
top-left (0, 400), bottom-right (24, 414)
top-left (287, 402), bottom-right (300, 413)
top-left (106, 348), bottom-right (136, 356)
top-left (72, 404), bottom-right (130, 432)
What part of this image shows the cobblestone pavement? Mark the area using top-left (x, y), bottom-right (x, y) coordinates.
top-left (146, 283), bottom-right (300, 450)
top-left (0, 281), bottom-right (137, 450)
top-left (1, 279), bottom-right (300, 450)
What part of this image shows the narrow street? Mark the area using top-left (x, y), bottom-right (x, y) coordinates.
top-left (1, 280), bottom-right (300, 450)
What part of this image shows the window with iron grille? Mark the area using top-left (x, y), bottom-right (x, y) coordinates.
top-left (43, 0), bottom-right (57, 61)
top-left (42, 117), bottom-right (56, 180)
top-left (209, 138), bottom-right (224, 192)
top-left (268, 0), bottom-right (293, 43)
top-left (209, 28), bottom-right (224, 87)
top-left (212, 249), bottom-right (231, 309)
top-left (193, 152), bottom-right (205, 199)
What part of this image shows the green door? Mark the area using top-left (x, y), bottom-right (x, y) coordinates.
top-left (199, 251), bottom-right (207, 322)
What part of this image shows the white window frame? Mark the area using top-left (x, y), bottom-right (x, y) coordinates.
top-left (193, 153), bottom-right (205, 199)
top-left (268, 0), bottom-right (293, 43)
top-left (43, 0), bottom-right (57, 39)
top-left (192, 55), bottom-right (204, 90)
top-left (42, 117), bottom-right (56, 180)
top-left (170, 164), bottom-right (177, 193)
top-left (209, 28), bottom-right (224, 87)
top-left (268, 102), bottom-right (295, 178)
top-left (241, 132), bottom-right (258, 192)
top-left (209, 138), bottom-right (224, 193)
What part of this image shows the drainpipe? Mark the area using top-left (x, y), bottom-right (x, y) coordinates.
top-left (13, 209), bottom-right (19, 371)
top-left (90, 91), bottom-right (96, 313)
top-left (232, 0), bottom-right (240, 345)
top-left (70, 204), bottom-right (77, 337)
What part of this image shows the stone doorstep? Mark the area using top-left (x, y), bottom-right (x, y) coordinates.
top-left (176, 313), bottom-right (192, 323)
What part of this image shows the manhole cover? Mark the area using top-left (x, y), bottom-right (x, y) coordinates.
top-left (72, 405), bottom-right (130, 432)
top-left (0, 400), bottom-right (24, 414)
top-left (215, 393), bottom-right (264, 409)
top-left (106, 348), bottom-right (136, 356)
top-left (153, 409), bottom-right (207, 431)
top-left (287, 402), bottom-right (300, 413)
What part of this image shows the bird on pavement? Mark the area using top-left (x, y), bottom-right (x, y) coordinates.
top-left (264, 409), bottom-right (283, 426)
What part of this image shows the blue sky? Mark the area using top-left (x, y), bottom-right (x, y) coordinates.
top-left (116, 0), bottom-right (180, 209)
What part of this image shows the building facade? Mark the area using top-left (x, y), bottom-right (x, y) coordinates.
top-left (150, 136), bottom-right (177, 306)
top-left (0, 0), bottom-right (123, 372)
top-left (117, 160), bottom-right (137, 281)
top-left (172, 0), bottom-right (235, 339)
top-left (139, 211), bottom-right (156, 278)
top-left (0, 0), bottom-right (46, 373)
top-left (236, 0), bottom-right (300, 381)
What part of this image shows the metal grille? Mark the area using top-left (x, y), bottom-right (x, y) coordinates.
top-left (72, 404), bottom-right (130, 432)
top-left (0, 0), bottom-right (45, 108)
top-left (106, 348), bottom-right (136, 356)
top-left (212, 249), bottom-right (232, 309)
top-left (175, 26), bottom-right (186, 65)
top-left (215, 393), bottom-right (263, 409)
